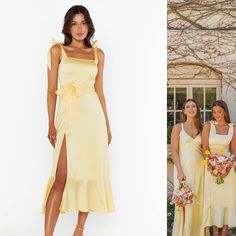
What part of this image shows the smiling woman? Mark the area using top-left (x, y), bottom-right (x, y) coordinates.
top-left (40, 5), bottom-right (114, 236)
top-left (201, 100), bottom-right (236, 236)
top-left (171, 99), bottom-right (204, 236)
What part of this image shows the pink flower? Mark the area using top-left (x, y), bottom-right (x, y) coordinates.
top-left (207, 151), bottom-right (234, 184)
top-left (171, 182), bottom-right (195, 207)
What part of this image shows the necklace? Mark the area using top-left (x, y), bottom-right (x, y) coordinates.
top-left (184, 122), bottom-right (195, 127)
top-left (212, 120), bottom-right (228, 126)
top-left (216, 123), bottom-right (228, 128)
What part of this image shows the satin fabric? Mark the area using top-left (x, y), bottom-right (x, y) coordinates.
top-left (202, 122), bottom-right (236, 230)
top-left (41, 40), bottom-right (114, 213)
top-left (172, 123), bottom-right (204, 236)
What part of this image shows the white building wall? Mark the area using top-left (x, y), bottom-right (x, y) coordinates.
top-left (222, 82), bottom-right (236, 123)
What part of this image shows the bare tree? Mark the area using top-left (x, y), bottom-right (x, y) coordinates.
top-left (168, 0), bottom-right (236, 93)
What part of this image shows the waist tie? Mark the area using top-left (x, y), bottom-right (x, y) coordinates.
top-left (55, 81), bottom-right (94, 123)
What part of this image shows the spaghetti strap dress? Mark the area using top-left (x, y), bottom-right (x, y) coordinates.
top-left (41, 39), bottom-right (115, 214)
top-left (172, 123), bottom-right (204, 236)
top-left (202, 122), bottom-right (236, 231)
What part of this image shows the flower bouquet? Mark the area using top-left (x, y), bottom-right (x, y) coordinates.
top-left (171, 180), bottom-right (195, 208)
top-left (204, 149), bottom-right (234, 184)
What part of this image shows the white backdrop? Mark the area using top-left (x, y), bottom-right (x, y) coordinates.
top-left (0, 1), bottom-right (166, 235)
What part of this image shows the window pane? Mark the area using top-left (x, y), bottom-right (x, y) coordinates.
top-left (206, 88), bottom-right (216, 109)
top-left (167, 88), bottom-right (174, 110)
top-left (167, 112), bottom-right (174, 144)
top-left (193, 87), bottom-right (204, 110)
top-left (167, 112), bottom-right (174, 126)
top-left (176, 88), bottom-right (186, 110)
top-left (200, 112), bottom-right (204, 122)
top-left (176, 112), bottom-right (182, 123)
top-left (205, 111), bottom-right (212, 122)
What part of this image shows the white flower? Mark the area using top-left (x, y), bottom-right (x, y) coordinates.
top-left (218, 155), bottom-right (225, 163)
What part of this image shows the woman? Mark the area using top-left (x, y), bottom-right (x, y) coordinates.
top-left (171, 99), bottom-right (204, 236)
top-left (41, 5), bottom-right (115, 236)
top-left (202, 100), bottom-right (236, 236)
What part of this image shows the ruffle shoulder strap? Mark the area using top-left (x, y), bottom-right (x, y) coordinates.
top-left (47, 38), bottom-right (63, 70)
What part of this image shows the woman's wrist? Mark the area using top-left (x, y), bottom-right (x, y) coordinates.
top-left (49, 120), bottom-right (55, 126)
top-left (106, 120), bottom-right (110, 130)
top-left (177, 168), bottom-right (183, 174)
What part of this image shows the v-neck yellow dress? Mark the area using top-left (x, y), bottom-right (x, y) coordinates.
top-left (202, 122), bottom-right (236, 232)
top-left (172, 123), bottom-right (204, 236)
top-left (41, 40), bottom-right (115, 214)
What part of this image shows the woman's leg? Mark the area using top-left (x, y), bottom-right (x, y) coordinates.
top-left (73, 211), bottom-right (89, 236)
top-left (44, 135), bottom-right (68, 236)
top-left (221, 225), bottom-right (228, 236)
top-left (213, 225), bottom-right (219, 235)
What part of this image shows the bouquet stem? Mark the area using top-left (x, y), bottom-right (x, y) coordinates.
top-left (216, 177), bottom-right (224, 185)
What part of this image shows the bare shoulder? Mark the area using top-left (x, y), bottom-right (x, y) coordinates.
top-left (232, 124), bottom-right (236, 132)
top-left (50, 44), bottom-right (61, 58)
top-left (203, 121), bottom-right (211, 129)
top-left (172, 123), bottom-right (181, 133)
top-left (50, 44), bottom-right (61, 53)
top-left (97, 48), bottom-right (105, 58)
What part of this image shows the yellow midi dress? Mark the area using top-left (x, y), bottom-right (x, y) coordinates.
top-left (202, 122), bottom-right (236, 230)
top-left (172, 123), bottom-right (204, 236)
top-left (41, 40), bottom-right (115, 214)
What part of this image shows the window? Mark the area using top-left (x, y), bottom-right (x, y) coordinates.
top-left (167, 82), bottom-right (221, 143)
top-left (192, 87), bottom-right (217, 122)
top-left (167, 87), bottom-right (187, 126)
top-left (167, 63), bottom-right (222, 143)
top-left (167, 85), bottom-right (219, 124)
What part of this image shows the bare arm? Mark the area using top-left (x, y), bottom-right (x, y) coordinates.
top-left (171, 124), bottom-right (185, 182)
top-left (231, 125), bottom-right (236, 159)
top-left (94, 48), bottom-right (112, 144)
top-left (47, 44), bottom-right (61, 147)
top-left (201, 122), bottom-right (211, 158)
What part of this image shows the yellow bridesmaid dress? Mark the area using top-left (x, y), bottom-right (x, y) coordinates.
top-left (41, 40), bottom-right (115, 214)
top-left (202, 122), bottom-right (236, 231)
top-left (172, 123), bottom-right (204, 236)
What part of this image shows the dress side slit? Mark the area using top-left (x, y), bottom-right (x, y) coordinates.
top-left (45, 134), bottom-right (68, 212)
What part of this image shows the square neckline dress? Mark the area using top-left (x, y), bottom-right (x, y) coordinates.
top-left (41, 39), bottom-right (115, 214)
top-left (202, 122), bottom-right (236, 229)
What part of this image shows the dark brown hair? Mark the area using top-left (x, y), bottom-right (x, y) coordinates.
top-left (62, 5), bottom-right (95, 47)
top-left (182, 98), bottom-right (203, 133)
top-left (211, 100), bottom-right (231, 123)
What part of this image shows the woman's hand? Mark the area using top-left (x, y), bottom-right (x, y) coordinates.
top-left (107, 129), bottom-right (112, 145)
top-left (177, 170), bottom-right (186, 183)
top-left (48, 123), bottom-right (57, 148)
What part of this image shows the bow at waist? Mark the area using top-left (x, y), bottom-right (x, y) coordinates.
top-left (55, 81), bottom-right (95, 123)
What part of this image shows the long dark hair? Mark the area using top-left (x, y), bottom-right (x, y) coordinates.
top-left (211, 100), bottom-right (231, 123)
top-left (62, 5), bottom-right (95, 47)
top-left (182, 98), bottom-right (202, 133)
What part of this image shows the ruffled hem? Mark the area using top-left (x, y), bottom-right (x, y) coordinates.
top-left (203, 207), bottom-right (236, 227)
top-left (41, 177), bottom-right (115, 214)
